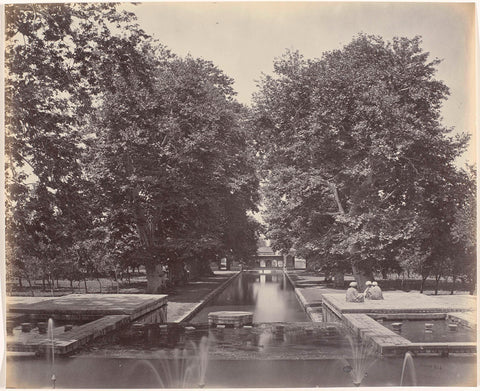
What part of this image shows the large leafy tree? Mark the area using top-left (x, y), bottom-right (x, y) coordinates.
top-left (6, 3), bottom-right (260, 294)
top-left (88, 50), bottom-right (259, 292)
top-left (4, 4), bottom-right (131, 288)
top-left (253, 35), bottom-right (471, 290)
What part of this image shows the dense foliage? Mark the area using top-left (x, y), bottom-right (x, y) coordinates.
top-left (5, 3), bottom-right (260, 293)
top-left (252, 35), bottom-right (474, 291)
top-left (5, 6), bottom-right (474, 296)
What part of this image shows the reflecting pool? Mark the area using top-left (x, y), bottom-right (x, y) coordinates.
top-left (190, 271), bottom-right (309, 323)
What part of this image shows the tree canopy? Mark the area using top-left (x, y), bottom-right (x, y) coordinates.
top-left (5, 7), bottom-right (474, 296)
top-left (5, 3), bottom-right (260, 293)
top-left (253, 35), bottom-right (473, 290)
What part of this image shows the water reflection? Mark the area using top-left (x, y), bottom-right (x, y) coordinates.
top-left (190, 272), bottom-right (308, 324)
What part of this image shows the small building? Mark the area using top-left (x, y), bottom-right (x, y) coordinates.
top-left (255, 246), bottom-right (284, 269)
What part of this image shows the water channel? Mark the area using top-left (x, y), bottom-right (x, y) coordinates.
top-left (191, 271), bottom-right (309, 323)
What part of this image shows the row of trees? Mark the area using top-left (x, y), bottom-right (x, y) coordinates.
top-left (6, 4), bottom-right (475, 295)
top-left (252, 36), bottom-right (475, 292)
top-left (5, 4), bottom-right (260, 293)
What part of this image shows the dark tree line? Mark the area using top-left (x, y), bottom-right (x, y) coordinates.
top-left (5, 4), bottom-right (260, 293)
top-left (6, 5), bottom-right (475, 296)
top-left (252, 35), bottom-right (475, 293)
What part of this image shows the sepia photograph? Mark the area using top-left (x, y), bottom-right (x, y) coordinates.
top-left (3, 1), bottom-right (477, 389)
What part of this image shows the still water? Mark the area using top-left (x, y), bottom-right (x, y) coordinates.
top-left (190, 271), bottom-right (309, 323)
top-left (8, 354), bottom-right (477, 388)
top-left (382, 319), bottom-right (477, 343)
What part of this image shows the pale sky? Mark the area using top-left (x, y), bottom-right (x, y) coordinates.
top-left (122, 2), bottom-right (476, 164)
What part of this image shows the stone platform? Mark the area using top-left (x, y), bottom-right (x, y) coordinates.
top-left (322, 292), bottom-right (476, 356)
top-left (322, 292), bottom-right (475, 318)
top-left (8, 294), bottom-right (167, 320)
top-left (208, 311), bottom-right (253, 327)
top-left (6, 294), bottom-right (168, 355)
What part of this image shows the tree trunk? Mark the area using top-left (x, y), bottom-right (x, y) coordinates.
top-left (381, 268), bottom-right (388, 280)
top-left (420, 275), bottom-right (428, 293)
top-left (97, 278), bottom-right (102, 293)
top-left (49, 275), bottom-right (54, 297)
top-left (434, 276), bottom-right (440, 295)
top-left (351, 262), bottom-right (372, 292)
top-left (84, 278), bottom-right (88, 293)
top-left (333, 271), bottom-right (344, 288)
top-left (26, 276), bottom-right (34, 297)
top-left (145, 263), bottom-right (166, 293)
top-left (18, 277), bottom-right (23, 288)
top-left (197, 260), bottom-right (214, 277)
top-left (169, 261), bottom-right (185, 287)
top-left (450, 275), bottom-right (456, 295)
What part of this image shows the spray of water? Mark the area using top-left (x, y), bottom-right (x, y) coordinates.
top-left (196, 336), bottom-right (209, 387)
top-left (128, 335), bottom-right (210, 388)
top-left (47, 318), bottom-right (56, 389)
top-left (400, 351), bottom-right (417, 386)
top-left (341, 334), bottom-right (377, 387)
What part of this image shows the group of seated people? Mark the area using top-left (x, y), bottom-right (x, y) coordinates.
top-left (346, 280), bottom-right (383, 302)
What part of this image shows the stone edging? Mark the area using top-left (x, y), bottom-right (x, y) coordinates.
top-left (284, 272), bottom-right (321, 322)
top-left (341, 312), bottom-right (476, 356)
top-left (174, 271), bottom-right (242, 323)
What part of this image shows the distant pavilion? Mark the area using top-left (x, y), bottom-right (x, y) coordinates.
top-left (255, 246), bottom-right (305, 269)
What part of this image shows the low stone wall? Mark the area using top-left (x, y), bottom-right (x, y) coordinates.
top-left (284, 272), bottom-right (323, 322)
top-left (134, 305), bottom-right (167, 324)
top-left (322, 300), bottom-right (343, 323)
top-left (323, 295), bottom-right (477, 357)
top-left (175, 271), bottom-right (242, 323)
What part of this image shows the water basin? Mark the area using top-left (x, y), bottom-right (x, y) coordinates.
top-left (382, 319), bottom-right (476, 343)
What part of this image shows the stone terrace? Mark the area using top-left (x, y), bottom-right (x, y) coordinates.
top-left (322, 291), bottom-right (476, 356)
top-left (7, 294), bottom-right (167, 355)
top-left (8, 294), bottom-right (167, 320)
top-left (322, 291), bottom-right (475, 315)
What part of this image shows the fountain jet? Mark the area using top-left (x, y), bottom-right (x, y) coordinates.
top-left (400, 351), bottom-right (417, 386)
top-left (48, 318), bottom-right (56, 389)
